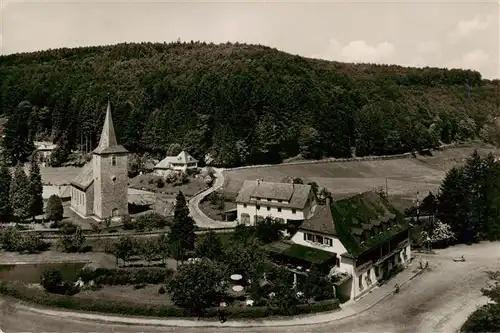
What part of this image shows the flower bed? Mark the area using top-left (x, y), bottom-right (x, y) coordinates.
top-left (0, 281), bottom-right (340, 319)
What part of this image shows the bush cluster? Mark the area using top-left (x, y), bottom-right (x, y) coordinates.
top-left (78, 267), bottom-right (174, 286)
top-left (0, 281), bottom-right (339, 319)
top-left (122, 212), bottom-right (171, 231)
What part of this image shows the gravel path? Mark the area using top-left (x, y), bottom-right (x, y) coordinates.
top-left (1, 242), bottom-right (498, 332)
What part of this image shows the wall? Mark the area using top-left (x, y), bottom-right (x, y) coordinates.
top-left (237, 202), bottom-right (306, 225)
top-left (291, 230), bottom-right (348, 256)
top-left (352, 240), bottom-right (411, 300)
top-left (93, 153), bottom-right (128, 220)
top-left (70, 186), bottom-right (88, 217)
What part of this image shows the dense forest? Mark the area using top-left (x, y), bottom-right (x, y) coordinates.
top-left (0, 41), bottom-right (499, 166)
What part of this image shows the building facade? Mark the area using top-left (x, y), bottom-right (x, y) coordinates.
top-left (288, 192), bottom-right (411, 301)
top-left (35, 141), bottom-right (58, 166)
top-left (69, 99), bottom-right (129, 221)
top-left (154, 151), bottom-right (198, 175)
top-left (235, 180), bottom-right (316, 226)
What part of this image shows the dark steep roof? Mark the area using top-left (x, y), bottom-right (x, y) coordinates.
top-left (93, 99), bottom-right (128, 155)
top-left (70, 161), bottom-right (94, 190)
top-left (299, 198), bottom-right (337, 236)
top-left (330, 191), bottom-right (409, 258)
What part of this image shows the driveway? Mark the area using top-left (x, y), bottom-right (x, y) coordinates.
top-left (188, 168), bottom-right (237, 229)
top-left (1, 242), bottom-right (498, 332)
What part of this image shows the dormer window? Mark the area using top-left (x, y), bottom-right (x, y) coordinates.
top-left (111, 155), bottom-right (117, 166)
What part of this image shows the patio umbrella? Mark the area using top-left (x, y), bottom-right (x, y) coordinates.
top-left (230, 274), bottom-right (243, 281)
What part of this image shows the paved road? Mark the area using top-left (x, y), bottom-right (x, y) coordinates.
top-left (188, 168), bottom-right (237, 229)
top-left (1, 242), bottom-right (498, 333)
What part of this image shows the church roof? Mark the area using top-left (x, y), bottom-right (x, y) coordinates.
top-left (93, 99), bottom-right (128, 155)
top-left (70, 161), bottom-right (94, 191)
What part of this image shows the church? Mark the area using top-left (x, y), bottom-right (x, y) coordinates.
top-left (69, 99), bottom-right (129, 221)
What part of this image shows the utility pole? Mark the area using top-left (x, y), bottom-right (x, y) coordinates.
top-left (385, 177), bottom-right (389, 198)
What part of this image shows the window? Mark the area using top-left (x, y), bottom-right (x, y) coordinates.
top-left (267, 198), bottom-right (271, 202)
top-left (306, 233), bottom-right (314, 241)
top-left (324, 238), bottom-right (333, 246)
top-left (316, 235), bottom-right (324, 244)
top-left (111, 155), bottom-right (117, 166)
top-left (256, 197), bottom-right (260, 201)
top-left (277, 208), bottom-right (282, 212)
top-left (292, 209), bottom-right (296, 214)
top-left (243, 204), bottom-right (247, 208)
top-left (278, 200), bottom-right (282, 203)
top-left (256, 205), bottom-right (261, 210)
top-left (267, 206), bottom-right (271, 211)
top-left (303, 233), bottom-right (307, 241)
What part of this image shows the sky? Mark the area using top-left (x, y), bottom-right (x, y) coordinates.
top-left (0, 0), bottom-right (499, 79)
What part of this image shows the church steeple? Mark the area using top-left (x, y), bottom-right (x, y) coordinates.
top-left (93, 95), bottom-right (128, 155)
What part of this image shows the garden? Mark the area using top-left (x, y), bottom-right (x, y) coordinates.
top-left (0, 191), bottom-right (341, 319)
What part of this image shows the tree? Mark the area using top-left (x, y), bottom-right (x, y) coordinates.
top-left (167, 143), bottom-right (182, 156)
top-left (195, 230), bottom-right (224, 261)
top-left (58, 225), bottom-right (86, 253)
top-left (9, 165), bottom-right (31, 222)
top-left (267, 265), bottom-right (300, 315)
top-left (302, 265), bottom-right (335, 301)
top-left (255, 217), bottom-right (284, 245)
top-left (28, 152), bottom-right (44, 222)
top-left (156, 233), bottom-right (170, 265)
top-left (45, 195), bottom-right (64, 222)
top-left (2, 101), bottom-right (35, 165)
top-left (0, 226), bottom-right (22, 252)
top-left (21, 232), bottom-right (48, 254)
top-left (0, 162), bottom-right (12, 222)
top-left (168, 191), bottom-right (196, 263)
top-left (139, 238), bottom-right (158, 266)
top-left (127, 153), bottom-right (147, 178)
top-left (461, 270), bottom-right (500, 333)
top-left (420, 219), bottom-right (455, 247)
top-left (114, 235), bottom-right (135, 266)
top-left (167, 258), bottom-right (227, 315)
top-left (40, 268), bottom-right (64, 293)
top-left (298, 126), bottom-right (322, 159)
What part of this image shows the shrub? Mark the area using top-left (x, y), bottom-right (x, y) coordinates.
top-left (158, 286), bottom-right (166, 294)
top-left (121, 215), bottom-right (134, 230)
top-left (134, 212), bottom-right (170, 231)
top-left (79, 267), bottom-right (174, 286)
top-left (0, 281), bottom-right (340, 319)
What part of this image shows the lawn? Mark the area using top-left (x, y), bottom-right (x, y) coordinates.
top-left (129, 173), bottom-right (207, 197)
top-left (78, 284), bottom-right (172, 305)
top-left (223, 145), bottom-right (499, 206)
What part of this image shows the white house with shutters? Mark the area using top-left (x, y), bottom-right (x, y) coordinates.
top-left (235, 180), bottom-right (317, 226)
top-left (154, 151), bottom-right (198, 175)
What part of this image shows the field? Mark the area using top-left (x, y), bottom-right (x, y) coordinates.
top-left (223, 145), bottom-right (500, 209)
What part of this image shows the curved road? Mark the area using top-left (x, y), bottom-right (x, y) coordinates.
top-left (1, 242), bottom-right (498, 332)
top-left (188, 168), bottom-right (237, 229)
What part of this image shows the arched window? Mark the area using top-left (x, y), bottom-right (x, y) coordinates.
top-left (111, 155), bottom-right (117, 166)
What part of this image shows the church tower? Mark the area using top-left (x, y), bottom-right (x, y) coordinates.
top-left (92, 97), bottom-right (129, 220)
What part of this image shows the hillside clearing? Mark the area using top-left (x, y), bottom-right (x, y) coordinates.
top-left (222, 146), bottom-right (499, 207)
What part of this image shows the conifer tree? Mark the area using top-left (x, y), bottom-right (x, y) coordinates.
top-left (2, 101), bottom-right (35, 165)
top-left (9, 165), bottom-right (31, 222)
top-left (0, 162), bottom-right (12, 222)
top-left (167, 191), bottom-right (196, 263)
top-left (28, 153), bottom-right (44, 221)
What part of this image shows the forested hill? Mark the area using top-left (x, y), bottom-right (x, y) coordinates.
top-left (0, 41), bottom-right (499, 167)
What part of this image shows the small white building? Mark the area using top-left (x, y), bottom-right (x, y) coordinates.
top-left (267, 191), bottom-right (411, 301)
top-left (154, 151), bottom-right (198, 175)
top-left (235, 180), bottom-right (316, 226)
top-left (35, 141), bottom-right (58, 166)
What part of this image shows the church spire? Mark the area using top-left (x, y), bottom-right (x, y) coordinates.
top-left (93, 95), bottom-right (120, 154)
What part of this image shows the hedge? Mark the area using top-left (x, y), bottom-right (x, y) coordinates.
top-left (0, 281), bottom-right (340, 319)
top-left (78, 267), bottom-right (175, 286)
